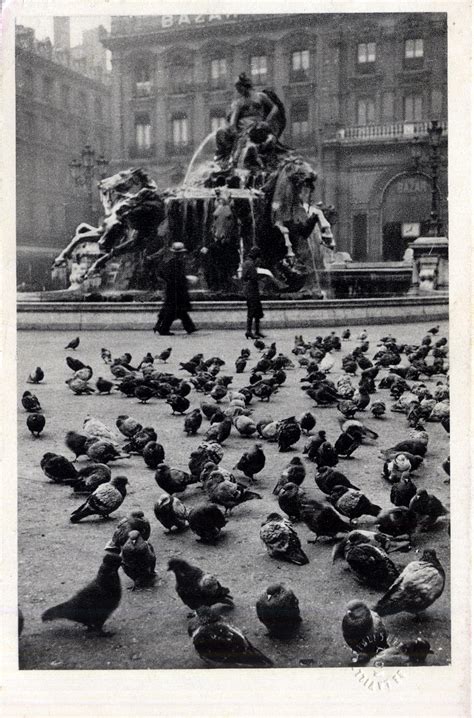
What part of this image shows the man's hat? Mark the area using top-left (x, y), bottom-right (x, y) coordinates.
top-left (235, 72), bottom-right (252, 90)
top-left (170, 242), bottom-right (187, 253)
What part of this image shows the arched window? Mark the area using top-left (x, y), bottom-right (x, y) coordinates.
top-left (291, 49), bottom-right (310, 82)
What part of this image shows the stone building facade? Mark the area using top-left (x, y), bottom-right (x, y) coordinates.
top-left (16, 24), bottom-right (112, 288)
top-left (105, 12), bottom-right (447, 262)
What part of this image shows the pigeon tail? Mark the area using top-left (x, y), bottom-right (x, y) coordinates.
top-left (42, 602), bottom-right (70, 622)
top-left (70, 503), bottom-right (95, 523)
top-left (289, 548), bottom-right (310, 565)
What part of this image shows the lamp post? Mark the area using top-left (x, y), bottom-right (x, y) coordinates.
top-left (69, 145), bottom-right (109, 225)
top-left (427, 120), bottom-right (443, 236)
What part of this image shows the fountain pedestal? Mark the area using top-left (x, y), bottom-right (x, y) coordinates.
top-left (410, 236), bottom-right (449, 293)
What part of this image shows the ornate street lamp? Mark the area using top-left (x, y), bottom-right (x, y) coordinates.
top-left (410, 135), bottom-right (422, 170)
top-left (69, 145), bottom-right (109, 224)
top-left (427, 120), bottom-right (443, 237)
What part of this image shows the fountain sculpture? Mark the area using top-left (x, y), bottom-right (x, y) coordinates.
top-left (53, 73), bottom-right (337, 297)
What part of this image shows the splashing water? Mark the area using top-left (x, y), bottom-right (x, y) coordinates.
top-left (182, 132), bottom-right (217, 187)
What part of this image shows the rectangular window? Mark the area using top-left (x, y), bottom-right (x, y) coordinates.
top-left (404, 95), bottom-right (423, 122)
top-left (210, 114), bottom-right (227, 133)
top-left (211, 58), bottom-right (227, 81)
top-left (136, 113), bottom-right (151, 149)
top-left (61, 84), bottom-right (70, 110)
top-left (357, 98), bottom-right (375, 125)
top-left (358, 42), bottom-right (376, 63)
top-left (405, 38), bottom-right (424, 59)
top-left (291, 101), bottom-right (309, 141)
top-left (172, 117), bottom-right (188, 146)
top-left (291, 49), bottom-right (310, 81)
top-left (43, 76), bottom-right (53, 103)
top-left (250, 55), bottom-right (267, 84)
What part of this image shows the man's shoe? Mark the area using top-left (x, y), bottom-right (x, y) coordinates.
top-left (159, 331), bottom-right (175, 336)
top-left (187, 328), bottom-right (199, 334)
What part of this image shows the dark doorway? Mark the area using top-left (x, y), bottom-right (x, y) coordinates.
top-left (382, 222), bottom-right (403, 260)
top-left (352, 214), bottom-right (368, 261)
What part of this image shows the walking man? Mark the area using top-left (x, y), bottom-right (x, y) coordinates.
top-left (153, 242), bottom-right (198, 336)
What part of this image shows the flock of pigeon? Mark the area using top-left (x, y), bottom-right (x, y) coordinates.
top-left (19, 324), bottom-right (450, 668)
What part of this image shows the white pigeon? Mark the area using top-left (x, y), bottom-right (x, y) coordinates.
top-left (83, 414), bottom-right (120, 444)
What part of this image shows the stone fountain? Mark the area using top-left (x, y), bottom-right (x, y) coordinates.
top-left (52, 74), bottom-right (338, 299)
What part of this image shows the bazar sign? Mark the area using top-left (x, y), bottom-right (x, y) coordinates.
top-left (159, 15), bottom-right (240, 29)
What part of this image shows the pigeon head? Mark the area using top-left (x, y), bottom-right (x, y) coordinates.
top-left (265, 584), bottom-right (285, 601)
top-left (280, 482), bottom-right (299, 498)
top-left (345, 600), bottom-right (370, 621)
top-left (196, 606), bottom-right (220, 624)
top-left (264, 512), bottom-right (283, 525)
top-left (112, 475), bottom-right (128, 488)
top-left (42, 452), bottom-right (56, 462)
top-left (155, 493), bottom-right (171, 510)
top-left (130, 510), bottom-right (145, 519)
top-left (167, 558), bottom-right (191, 575)
top-left (401, 638), bottom-right (433, 663)
top-left (421, 549), bottom-right (439, 564)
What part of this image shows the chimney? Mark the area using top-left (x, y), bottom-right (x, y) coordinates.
top-left (53, 17), bottom-right (70, 50)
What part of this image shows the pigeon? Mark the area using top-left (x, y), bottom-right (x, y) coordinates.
top-left (154, 493), bottom-right (188, 532)
top-left (334, 431), bottom-right (361, 458)
top-left (26, 413), bottom-right (45, 437)
top-left (21, 391), bottom-right (42, 413)
top-left (390, 476), bottom-right (417, 507)
top-left (70, 476), bottom-right (128, 523)
top-left (363, 638), bottom-right (433, 666)
top-left (87, 440), bottom-right (129, 464)
top-left (277, 416), bottom-right (301, 452)
top-left (380, 439), bottom-right (427, 459)
top-left (41, 553), bottom-right (121, 634)
top-left (157, 347), bottom-right (172, 363)
top-left (205, 417), bottom-right (233, 444)
top-left (83, 415), bottom-right (120, 443)
top-left (303, 430), bottom-right (328, 460)
top-left (40, 452), bottom-right (78, 484)
top-left (188, 442), bottom-right (224, 479)
top-left (256, 584), bottom-right (302, 638)
top-left (298, 411), bottom-right (316, 434)
top-left (371, 400), bottom-right (386, 418)
top-left (235, 356), bottom-right (247, 373)
top-left (382, 453), bottom-right (417, 483)
top-left (104, 511), bottom-right (151, 553)
top-left (336, 539), bottom-right (401, 591)
top-left (260, 513), bottom-right (309, 565)
top-left (278, 482), bottom-right (305, 521)
top-left (184, 408), bottom-right (203, 436)
top-left (166, 394), bottom-right (190, 414)
top-left (64, 337), bottom-right (80, 350)
top-left (27, 366), bottom-right (44, 384)
top-left (96, 377), bottom-right (114, 394)
top-left (233, 415), bottom-right (257, 437)
top-left (329, 486), bottom-right (381, 519)
top-left (315, 467), bottom-right (359, 494)
top-left (167, 558), bottom-right (234, 611)
top-left (210, 384), bottom-right (227, 402)
top-left (257, 418), bottom-right (280, 441)
top-left (142, 441), bottom-right (165, 469)
top-left (299, 498), bottom-right (351, 541)
top-left (342, 600), bottom-right (387, 656)
top-left (342, 329), bottom-right (351, 340)
top-left (134, 385), bottom-right (155, 403)
top-left (65, 430), bottom-right (95, 461)
top-left (207, 479), bottom-right (261, 516)
top-left (373, 549), bottom-right (445, 616)
top-left (101, 347), bottom-right (112, 364)
top-left (332, 529), bottom-right (393, 563)
top-left (315, 439), bottom-right (339, 468)
top-left (65, 376), bottom-right (95, 395)
top-left (154, 464), bottom-right (197, 494)
top-left (234, 443), bottom-right (266, 481)
top-left (188, 504), bottom-right (227, 543)
top-left (377, 507), bottom-right (418, 539)
top-left (121, 531), bottom-right (156, 589)
top-left (69, 463), bottom-right (112, 495)
top-left (74, 366), bottom-right (93, 382)
top-left (408, 489), bottom-right (449, 528)
top-left (189, 607), bottom-right (273, 667)
top-left (123, 427), bottom-right (157, 455)
top-left (273, 456), bottom-right (306, 495)
top-left (427, 325), bottom-right (440, 335)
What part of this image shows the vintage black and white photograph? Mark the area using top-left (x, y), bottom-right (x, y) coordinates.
top-left (13, 10), bottom-right (455, 676)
